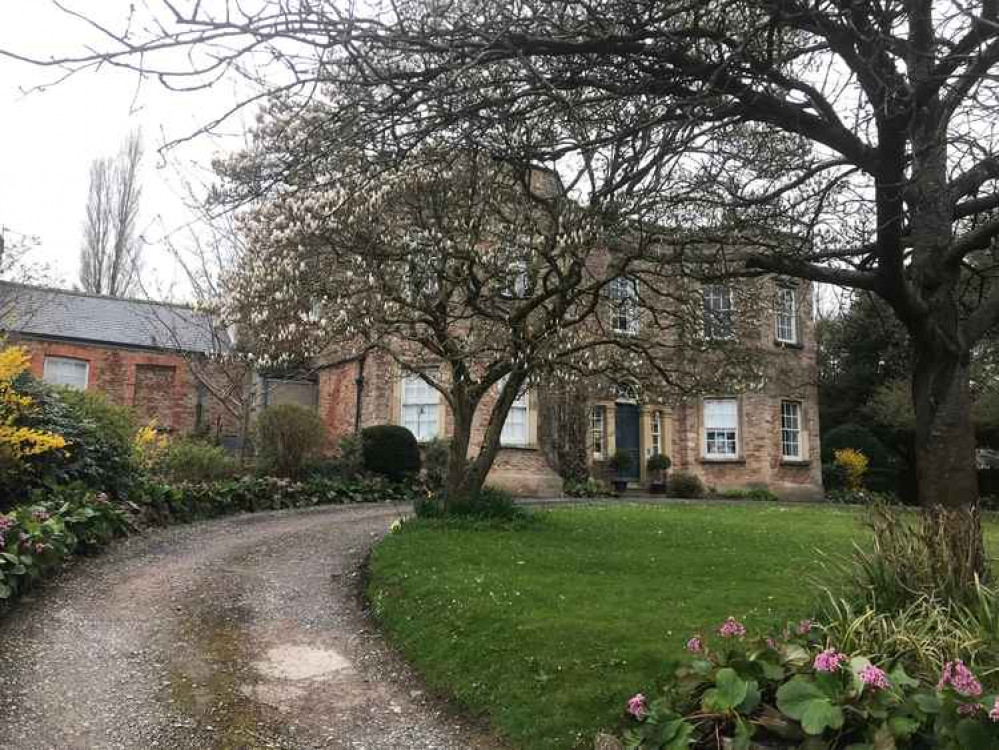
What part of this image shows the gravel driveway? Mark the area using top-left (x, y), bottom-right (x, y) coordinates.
top-left (0, 504), bottom-right (502, 750)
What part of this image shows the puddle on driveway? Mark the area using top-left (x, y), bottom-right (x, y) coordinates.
top-left (253, 644), bottom-right (352, 681)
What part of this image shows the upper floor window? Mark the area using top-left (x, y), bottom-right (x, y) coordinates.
top-left (590, 405), bottom-right (606, 459)
top-left (775, 286), bottom-right (798, 344)
top-left (781, 401), bottom-right (802, 460)
top-left (703, 285), bottom-right (734, 339)
top-left (501, 258), bottom-right (530, 299)
top-left (43, 356), bottom-right (88, 390)
top-left (500, 380), bottom-right (530, 446)
top-left (405, 254), bottom-right (440, 300)
top-left (401, 373), bottom-right (439, 441)
top-left (703, 398), bottom-right (738, 459)
top-left (608, 276), bottom-right (639, 334)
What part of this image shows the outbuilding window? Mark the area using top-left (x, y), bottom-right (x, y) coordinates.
top-left (43, 356), bottom-right (89, 390)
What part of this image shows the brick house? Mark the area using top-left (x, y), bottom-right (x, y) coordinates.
top-left (315, 275), bottom-right (822, 500)
top-left (1, 282), bottom-right (244, 442)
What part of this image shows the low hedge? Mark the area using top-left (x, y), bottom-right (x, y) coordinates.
top-left (131, 474), bottom-right (423, 526)
top-left (0, 475), bottom-right (422, 605)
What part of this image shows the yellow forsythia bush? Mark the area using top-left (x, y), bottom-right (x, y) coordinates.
top-left (134, 421), bottom-right (169, 472)
top-left (0, 345), bottom-right (67, 461)
top-left (834, 447), bottom-right (869, 491)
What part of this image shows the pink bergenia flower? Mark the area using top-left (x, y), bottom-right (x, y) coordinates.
top-left (796, 619), bottom-right (814, 635)
top-left (766, 637), bottom-right (778, 650)
top-left (33, 542), bottom-right (47, 555)
top-left (990, 698), bottom-right (999, 722)
top-left (627, 693), bottom-right (648, 719)
top-left (0, 516), bottom-right (14, 532)
top-left (939, 660), bottom-right (983, 697)
top-left (717, 617), bottom-right (747, 638)
top-left (859, 665), bottom-right (891, 690)
top-left (32, 510), bottom-right (50, 522)
top-left (813, 648), bottom-right (847, 673)
top-left (685, 636), bottom-right (703, 653)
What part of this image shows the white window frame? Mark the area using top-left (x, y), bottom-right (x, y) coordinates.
top-left (499, 378), bottom-right (530, 446)
top-left (703, 398), bottom-right (739, 459)
top-left (781, 401), bottom-right (803, 460)
top-left (590, 405), bottom-right (606, 459)
top-left (775, 286), bottom-right (798, 344)
top-left (703, 285), bottom-right (735, 340)
top-left (400, 372), bottom-right (440, 442)
top-left (42, 356), bottom-right (89, 390)
top-left (650, 410), bottom-right (662, 457)
top-left (609, 276), bottom-right (639, 335)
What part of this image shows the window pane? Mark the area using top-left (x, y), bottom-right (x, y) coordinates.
top-left (703, 285), bottom-right (734, 338)
top-left (776, 287), bottom-right (797, 342)
top-left (401, 374), bottom-right (439, 440)
top-left (781, 401), bottom-right (801, 458)
top-left (590, 406), bottom-right (605, 456)
top-left (704, 398), bottom-right (738, 456)
top-left (43, 357), bottom-right (88, 390)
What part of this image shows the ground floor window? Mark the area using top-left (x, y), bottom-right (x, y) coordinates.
top-left (500, 382), bottom-right (529, 446)
top-left (590, 405), bottom-right (606, 459)
top-left (703, 398), bottom-right (738, 458)
top-left (42, 356), bottom-right (89, 390)
top-left (401, 373), bottom-right (439, 441)
top-left (650, 410), bottom-right (663, 456)
top-left (781, 401), bottom-right (802, 460)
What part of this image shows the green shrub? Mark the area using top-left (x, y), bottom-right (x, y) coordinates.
top-left (154, 438), bottom-right (238, 483)
top-left (422, 437), bottom-right (450, 492)
top-left (646, 453), bottom-right (672, 473)
top-left (669, 470), bottom-right (705, 498)
top-left (608, 450), bottom-right (634, 476)
top-left (1, 378), bottom-right (139, 506)
top-left (336, 433), bottom-right (365, 480)
top-left (415, 486), bottom-right (525, 521)
top-left (564, 476), bottom-right (612, 497)
top-left (255, 404), bottom-right (327, 478)
top-left (717, 486), bottom-right (779, 502)
top-left (361, 424), bottom-right (421, 481)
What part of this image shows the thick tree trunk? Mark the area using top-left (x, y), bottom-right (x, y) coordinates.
top-left (911, 344), bottom-right (988, 584)
top-left (912, 350), bottom-right (978, 507)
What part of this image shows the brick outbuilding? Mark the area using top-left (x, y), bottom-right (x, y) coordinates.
top-left (1, 282), bottom-right (243, 442)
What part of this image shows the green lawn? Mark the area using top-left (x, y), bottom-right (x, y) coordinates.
top-left (366, 504), bottom-right (994, 749)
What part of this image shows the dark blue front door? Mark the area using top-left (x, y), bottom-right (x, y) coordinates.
top-left (615, 403), bottom-right (641, 481)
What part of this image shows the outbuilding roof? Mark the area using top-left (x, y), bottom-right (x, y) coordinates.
top-left (0, 282), bottom-right (229, 354)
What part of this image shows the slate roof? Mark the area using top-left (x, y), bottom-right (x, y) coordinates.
top-left (0, 282), bottom-right (229, 354)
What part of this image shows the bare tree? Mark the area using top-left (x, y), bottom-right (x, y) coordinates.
top-left (79, 131), bottom-right (143, 296)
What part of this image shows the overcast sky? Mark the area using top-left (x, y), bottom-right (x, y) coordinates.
top-left (0, 2), bottom-right (248, 301)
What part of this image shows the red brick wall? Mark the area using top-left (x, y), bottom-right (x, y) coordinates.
top-left (15, 336), bottom-right (239, 437)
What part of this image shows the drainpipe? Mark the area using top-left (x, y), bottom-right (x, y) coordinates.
top-left (354, 352), bottom-right (367, 434)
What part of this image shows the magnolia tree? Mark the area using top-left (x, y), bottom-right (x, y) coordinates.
top-left (217, 135), bottom-right (767, 500)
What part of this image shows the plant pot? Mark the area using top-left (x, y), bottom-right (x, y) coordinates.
top-left (649, 482), bottom-right (667, 495)
top-left (611, 479), bottom-right (629, 494)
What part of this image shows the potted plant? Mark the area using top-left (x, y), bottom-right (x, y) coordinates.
top-left (608, 450), bottom-right (634, 494)
top-left (646, 453), bottom-right (672, 494)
